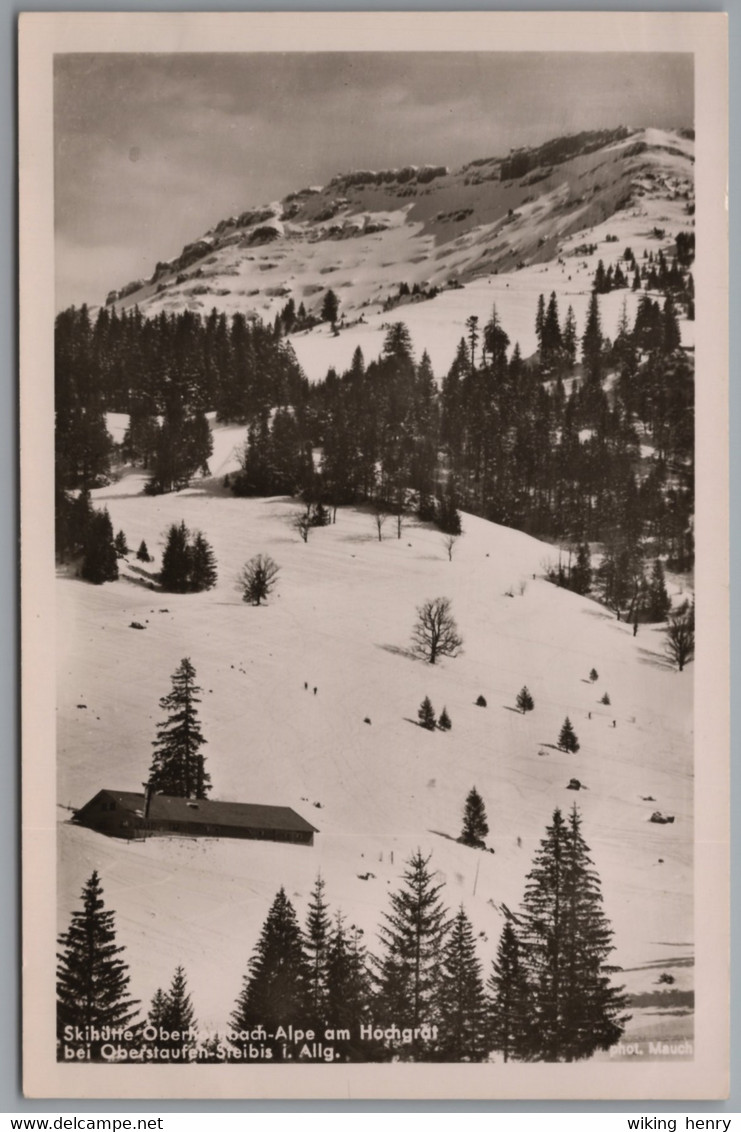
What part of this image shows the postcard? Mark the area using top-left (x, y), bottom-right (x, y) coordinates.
top-left (19, 11), bottom-right (729, 1099)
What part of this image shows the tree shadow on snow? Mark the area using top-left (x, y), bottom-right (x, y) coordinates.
top-left (637, 647), bottom-right (675, 672)
top-left (378, 643), bottom-right (418, 661)
top-left (430, 829), bottom-right (457, 843)
top-left (128, 564), bottom-right (161, 585)
top-left (342, 533), bottom-right (383, 545)
top-left (502, 705), bottom-right (522, 714)
top-left (121, 574), bottom-right (159, 592)
top-left (580, 607), bottom-right (614, 622)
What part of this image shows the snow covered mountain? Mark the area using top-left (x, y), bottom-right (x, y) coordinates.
top-left (104, 126), bottom-right (694, 377)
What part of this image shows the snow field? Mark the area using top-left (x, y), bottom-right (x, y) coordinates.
top-left (58, 479), bottom-right (692, 1035)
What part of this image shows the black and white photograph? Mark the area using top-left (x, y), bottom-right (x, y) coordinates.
top-left (19, 11), bottom-right (729, 1100)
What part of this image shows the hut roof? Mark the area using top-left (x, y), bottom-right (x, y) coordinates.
top-left (82, 790), bottom-right (318, 834)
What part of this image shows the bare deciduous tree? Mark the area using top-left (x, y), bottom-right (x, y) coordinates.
top-left (411, 596), bottom-right (463, 665)
top-left (292, 509), bottom-right (312, 544)
top-left (443, 534), bottom-right (459, 561)
top-left (664, 602), bottom-right (694, 671)
top-left (373, 504), bottom-right (389, 542)
top-left (238, 554), bottom-right (280, 606)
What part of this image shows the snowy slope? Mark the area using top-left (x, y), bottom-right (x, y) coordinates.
top-left (101, 127), bottom-right (694, 380)
top-left (58, 478), bottom-right (692, 1037)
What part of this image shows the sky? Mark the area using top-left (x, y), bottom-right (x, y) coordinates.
top-left (54, 52), bottom-right (694, 310)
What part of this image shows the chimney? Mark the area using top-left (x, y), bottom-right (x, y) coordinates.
top-left (143, 782), bottom-right (152, 819)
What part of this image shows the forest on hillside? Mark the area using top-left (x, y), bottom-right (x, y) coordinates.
top-left (55, 234), bottom-right (694, 620)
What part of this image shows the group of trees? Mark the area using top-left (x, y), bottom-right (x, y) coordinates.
top-left (417, 697), bottom-right (451, 732)
top-left (159, 522), bottom-right (217, 593)
top-left (57, 255), bottom-right (695, 609)
top-left (245, 287), bottom-right (692, 578)
top-left (55, 303), bottom-right (309, 524)
top-left (59, 808), bottom-right (628, 1063)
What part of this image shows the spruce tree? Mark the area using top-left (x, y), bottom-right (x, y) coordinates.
top-left (436, 906), bottom-right (488, 1061)
top-left (558, 717), bottom-right (580, 753)
top-left (647, 558), bottom-right (671, 622)
top-left (562, 305), bottom-right (577, 368)
top-left (570, 544), bottom-right (592, 595)
top-left (136, 540), bottom-right (151, 563)
top-left (375, 850), bottom-right (448, 1058)
top-left (231, 887), bottom-right (309, 1059)
top-left (461, 787), bottom-right (489, 848)
top-left (57, 871), bottom-right (140, 1059)
top-left (516, 686), bottom-right (534, 713)
top-left (114, 530), bottom-right (129, 557)
top-left (581, 291), bottom-right (603, 381)
top-left (418, 696), bottom-right (436, 731)
top-left (159, 521), bottom-right (192, 593)
top-left (518, 806), bottom-right (630, 1061)
top-left (161, 966), bottom-right (197, 1057)
top-left (325, 914), bottom-right (374, 1060)
top-left (146, 987), bottom-right (168, 1035)
top-left (189, 531), bottom-right (218, 592)
top-left (487, 921), bottom-right (534, 1062)
top-left (149, 658), bottom-right (210, 798)
top-left (321, 289), bottom-right (339, 325)
top-left (437, 707), bottom-right (452, 731)
top-left (80, 508), bottom-right (119, 585)
top-left (304, 875), bottom-right (331, 1032)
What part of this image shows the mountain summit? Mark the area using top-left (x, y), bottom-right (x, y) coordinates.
top-left (106, 126), bottom-right (693, 331)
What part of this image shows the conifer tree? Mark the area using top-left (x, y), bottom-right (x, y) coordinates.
top-left (487, 921), bottom-right (534, 1062)
top-left (57, 871), bottom-right (140, 1059)
top-left (80, 508), bottom-right (119, 585)
top-left (436, 906), bottom-right (488, 1061)
top-left (375, 850), bottom-right (448, 1058)
top-left (581, 292), bottom-right (603, 381)
top-left (437, 707), bottom-right (452, 731)
top-left (558, 717), bottom-right (580, 753)
top-left (570, 544), bottom-right (592, 595)
top-left (535, 293), bottom-right (546, 352)
top-left (189, 531), bottom-right (218, 592)
top-left (461, 787), bottom-right (489, 848)
top-left (136, 540), bottom-right (151, 563)
top-left (231, 887), bottom-right (309, 1059)
top-left (304, 875), bottom-right (331, 1031)
top-left (321, 289), bottom-right (339, 325)
top-left (518, 806), bottom-right (629, 1060)
top-left (418, 696), bottom-right (437, 731)
top-left (146, 987), bottom-right (168, 1035)
top-left (145, 967), bottom-right (197, 1058)
top-left (114, 530), bottom-right (129, 557)
top-left (161, 966), bottom-right (197, 1057)
top-left (562, 305), bottom-right (577, 368)
top-left (325, 914), bottom-right (374, 1060)
top-left (516, 686), bottom-right (535, 714)
top-left (647, 558), bottom-right (671, 622)
top-left (149, 658), bottom-right (210, 798)
top-left (159, 521), bottom-right (192, 593)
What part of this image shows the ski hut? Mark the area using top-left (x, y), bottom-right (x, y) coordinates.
top-left (74, 788), bottom-right (318, 846)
